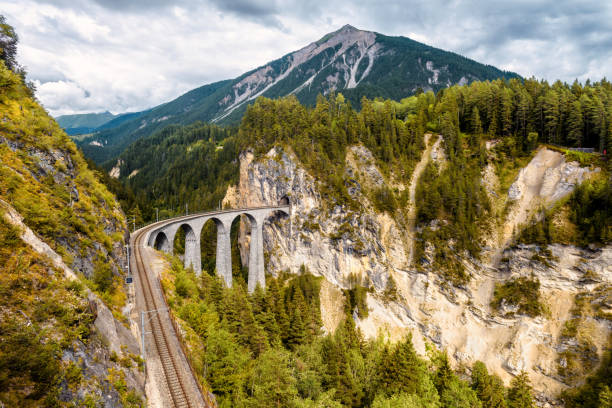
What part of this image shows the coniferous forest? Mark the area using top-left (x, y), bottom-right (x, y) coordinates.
top-left (119, 77), bottom-right (612, 227)
top-left (163, 258), bottom-right (542, 408)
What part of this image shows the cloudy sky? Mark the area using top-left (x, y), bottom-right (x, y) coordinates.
top-left (3, 0), bottom-right (612, 116)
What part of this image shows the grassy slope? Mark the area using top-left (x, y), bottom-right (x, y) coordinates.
top-left (0, 62), bottom-right (142, 405)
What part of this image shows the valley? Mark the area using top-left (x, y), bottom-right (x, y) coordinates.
top-left (0, 11), bottom-right (611, 408)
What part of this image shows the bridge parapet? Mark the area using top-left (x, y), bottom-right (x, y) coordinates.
top-left (144, 206), bottom-right (290, 292)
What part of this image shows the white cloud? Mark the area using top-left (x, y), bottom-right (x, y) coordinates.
top-left (3, 0), bottom-right (612, 116)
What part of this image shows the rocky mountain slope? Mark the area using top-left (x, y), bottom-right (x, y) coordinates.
top-left (77, 24), bottom-right (518, 165)
top-left (0, 54), bottom-right (144, 406)
top-left (222, 140), bottom-right (610, 402)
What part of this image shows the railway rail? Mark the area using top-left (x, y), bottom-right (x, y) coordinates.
top-left (132, 223), bottom-right (200, 408)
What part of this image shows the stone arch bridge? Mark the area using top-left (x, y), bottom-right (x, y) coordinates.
top-left (144, 205), bottom-right (290, 292)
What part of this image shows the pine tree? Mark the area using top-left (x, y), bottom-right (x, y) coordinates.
top-left (0, 15), bottom-right (19, 72)
top-left (253, 286), bottom-right (281, 344)
top-left (383, 275), bottom-right (399, 303)
top-left (204, 326), bottom-right (251, 403)
top-left (267, 278), bottom-right (290, 343)
top-left (471, 106), bottom-right (483, 147)
top-left (250, 348), bottom-right (298, 407)
top-left (440, 379), bottom-right (483, 408)
top-left (507, 371), bottom-right (534, 408)
top-left (567, 100), bottom-right (584, 146)
top-left (599, 386), bottom-right (612, 408)
top-left (543, 90), bottom-right (560, 144)
top-left (379, 335), bottom-right (436, 400)
top-left (286, 289), bottom-right (308, 349)
top-left (208, 274), bottom-right (224, 311)
top-left (501, 88), bottom-right (513, 136)
top-left (471, 361), bottom-right (506, 408)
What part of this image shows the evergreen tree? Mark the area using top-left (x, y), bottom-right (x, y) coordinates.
top-left (371, 393), bottom-right (427, 408)
top-left (383, 275), bottom-right (399, 303)
top-left (543, 90), bottom-right (560, 144)
top-left (567, 100), bottom-right (584, 146)
top-left (253, 285), bottom-right (281, 344)
top-left (471, 106), bottom-right (483, 147)
top-left (204, 326), bottom-right (251, 404)
top-left (507, 371), bottom-right (534, 408)
top-left (286, 289), bottom-right (308, 349)
top-left (471, 361), bottom-right (506, 408)
top-left (599, 386), bottom-right (612, 408)
top-left (249, 348), bottom-right (298, 407)
top-left (0, 15), bottom-right (19, 72)
top-left (378, 335), bottom-right (439, 403)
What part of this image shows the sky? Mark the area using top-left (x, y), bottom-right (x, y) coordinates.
top-left (3, 0), bottom-right (612, 117)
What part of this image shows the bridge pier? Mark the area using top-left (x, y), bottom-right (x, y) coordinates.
top-left (248, 217), bottom-right (265, 293)
top-left (184, 227), bottom-right (201, 275)
top-left (215, 219), bottom-right (233, 287)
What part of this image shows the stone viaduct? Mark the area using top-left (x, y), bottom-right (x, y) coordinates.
top-left (144, 205), bottom-right (290, 293)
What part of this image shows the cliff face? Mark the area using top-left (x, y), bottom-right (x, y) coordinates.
top-left (226, 147), bottom-right (402, 291)
top-left (227, 143), bottom-right (611, 400)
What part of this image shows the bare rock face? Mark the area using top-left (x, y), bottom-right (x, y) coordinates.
top-left (230, 145), bottom-right (611, 398)
top-left (60, 335), bottom-right (145, 408)
top-left (234, 147), bottom-right (402, 291)
top-left (89, 293), bottom-right (140, 357)
top-left (508, 148), bottom-right (593, 205)
top-left (346, 145), bottom-right (384, 187)
top-left (500, 147), bottom-right (598, 255)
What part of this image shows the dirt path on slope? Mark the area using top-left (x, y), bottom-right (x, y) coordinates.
top-left (406, 134), bottom-right (441, 266)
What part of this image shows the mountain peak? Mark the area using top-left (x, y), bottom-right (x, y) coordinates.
top-left (316, 24), bottom-right (366, 45)
top-left (339, 24), bottom-right (358, 32)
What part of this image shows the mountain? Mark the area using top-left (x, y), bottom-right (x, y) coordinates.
top-left (0, 50), bottom-right (144, 404)
top-left (78, 24), bottom-right (520, 164)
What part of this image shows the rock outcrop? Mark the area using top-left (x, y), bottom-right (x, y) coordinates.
top-left (227, 144), bottom-right (611, 399)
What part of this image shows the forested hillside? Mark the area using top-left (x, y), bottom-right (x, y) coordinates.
top-left (55, 111), bottom-right (116, 135)
top-left (162, 258), bottom-right (540, 407)
top-left (120, 77), bottom-right (611, 252)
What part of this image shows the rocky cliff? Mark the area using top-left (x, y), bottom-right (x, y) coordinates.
top-left (224, 142), bottom-right (610, 401)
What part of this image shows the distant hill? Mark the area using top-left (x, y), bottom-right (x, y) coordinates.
top-left (56, 111), bottom-right (115, 135)
top-left (77, 24), bottom-right (520, 164)
top-left (56, 110), bottom-right (145, 136)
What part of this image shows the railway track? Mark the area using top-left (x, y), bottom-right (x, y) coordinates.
top-left (131, 207), bottom-right (286, 407)
top-left (132, 224), bottom-right (198, 408)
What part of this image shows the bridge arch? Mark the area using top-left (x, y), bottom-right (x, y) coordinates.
top-left (153, 231), bottom-right (171, 253)
top-left (199, 218), bottom-right (217, 277)
top-left (279, 195), bottom-right (290, 206)
top-left (173, 223), bottom-right (200, 273)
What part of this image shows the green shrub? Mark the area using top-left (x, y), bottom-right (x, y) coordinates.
top-left (175, 269), bottom-right (198, 299)
top-left (93, 256), bottom-right (113, 293)
top-left (491, 276), bottom-right (543, 317)
top-left (371, 186), bottom-right (398, 214)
